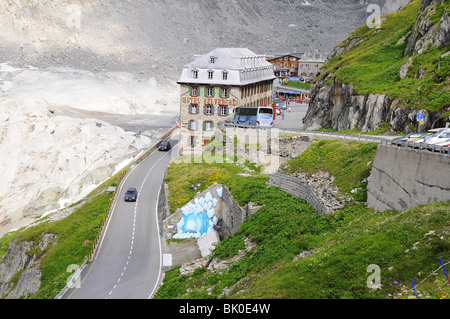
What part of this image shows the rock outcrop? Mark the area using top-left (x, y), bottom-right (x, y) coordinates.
top-left (405, 0), bottom-right (450, 54)
top-left (303, 0), bottom-right (450, 133)
top-left (303, 74), bottom-right (443, 133)
top-left (0, 234), bottom-right (56, 299)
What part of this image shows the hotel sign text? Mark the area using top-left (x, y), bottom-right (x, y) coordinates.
top-left (183, 97), bottom-right (237, 106)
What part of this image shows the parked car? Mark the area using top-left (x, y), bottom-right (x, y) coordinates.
top-left (390, 132), bottom-right (431, 146)
top-left (276, 101), bottom-right (285, 110)
top-left (417, 129), bottom-right (450, 144)
top-left (158, 140), bottom-right (171, 151)
top-left (124, 188), bottom-right (137, 202)
top-left (426, 138), bottom-right (450, 152)
top-left (409, 129), bottom-right (450, 148)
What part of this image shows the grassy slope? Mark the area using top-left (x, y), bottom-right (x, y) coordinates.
top-left (0, 139), bottom-right (447, 299)
top-left (236, 201), bottom-right (450, 299)
top-left (156, 140), bottom-right (450, 299)
top-left (281, 139), bottom-right (379, 200)
top-left (315, 0), bottom-right (450, 113)
top-left (0, 168), bottom-right (126, 299)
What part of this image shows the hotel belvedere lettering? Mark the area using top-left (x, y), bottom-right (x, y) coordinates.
top-left (183, 96), bottom-right (237, 106)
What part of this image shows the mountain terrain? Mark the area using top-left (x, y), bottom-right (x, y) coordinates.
top-left (303, 0), bottom-right (450, 132)
top-left (1, 0), bottom-right (409, 81)
top-left (0, 0), bottom-right (410, 237)
top-left (0, 0), bottom-right (448, 300)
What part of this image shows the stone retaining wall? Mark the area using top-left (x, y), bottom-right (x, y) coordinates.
top-left (268, 172), bottom-right (329, 215)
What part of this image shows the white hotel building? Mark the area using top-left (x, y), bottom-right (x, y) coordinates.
top-left (177, 48), bottom-right (276, 152)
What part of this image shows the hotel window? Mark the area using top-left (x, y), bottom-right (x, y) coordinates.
top-left (192, 70), bottom-right (198, 79)
top-left (204, 105), bottom-right (214, 115)
top-left (208, 70), bottom-right (214, 80)
top-left (188, 120), bottom-right (199, 130)
top-left (220, 88), bottom-right (229, 98)
top-left (190, 86), bottom-right (198, 96)
top-left (203, 121), bottom-right (214, 131)
top-left (190, 104), bottom-right (199, 114)
top-left (222, 71), bottom-right (228, 80)
top-left (219, 106), bottom-right (228, 116)
top-left (206, 87), bottom-right (214, 97)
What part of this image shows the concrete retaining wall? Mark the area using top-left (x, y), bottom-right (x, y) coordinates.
top-left (268, 172), bottom-right (329, 215)
top-left (367, 144), bottom-right (450, 212)
top-left (162, 183), bottom-right (249, 241)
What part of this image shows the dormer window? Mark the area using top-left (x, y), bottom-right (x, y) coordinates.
top-left (207, 70), bottom-right (214, 80)
top-left (222, 71), bottom-right (228, 81)
top-left (210, 56), bottom-right (216, 64)
top-left (192, 70), bottom-right (198, 79)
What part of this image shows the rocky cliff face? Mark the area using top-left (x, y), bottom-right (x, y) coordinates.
top-left (303, 74), bottom-right (434, 132)
top-left (405, 0), bottom-right (450, 55)
top-left (0, 234), bottom-right (56, 299)
top-left (304, 0), bottom-right (450, 133)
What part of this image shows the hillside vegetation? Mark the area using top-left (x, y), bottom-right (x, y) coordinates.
top-left (0, 138), bottom-right (448, 299)
top-left (0, 168), bottom-right (126, 299)
top-left (156, 139), bottom-right (450, 299)
top-left (315, 0), bottom-right (449, 113)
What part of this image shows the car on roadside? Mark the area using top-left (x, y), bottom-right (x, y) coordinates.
top-left (416, 129), bottom-right (450, 144)
top-left (437, 140), bottom-right (450, 153)
top-left (124, 187), bottom-right (137, 202)
top-left (158, 140), bottom-right (171, 151)
top-left (390, 132), bottom-right (431, 146)
top-left (426, 138), bottom-right (450, 152)
top-left (408, 129), bottom-right (450, 148)
top-left (275, 100), bottom-right (285, 110)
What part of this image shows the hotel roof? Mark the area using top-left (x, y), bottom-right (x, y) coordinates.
top-left (177, 48), bottom-right (276, 86)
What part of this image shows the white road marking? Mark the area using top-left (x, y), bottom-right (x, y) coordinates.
top-left (148, 183), bottom-right (163, 299)
top-left (107, 150), bottom-right (171, 298)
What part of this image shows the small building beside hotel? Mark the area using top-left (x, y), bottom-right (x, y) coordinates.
top-left (177, 48), bottom-right (276, 152)
top-left (267, 52), bottom-right (326, 81)
top-left (297, 53), bottom-right (326, 81)
top-left (266, 54), bottom-right (302, 77)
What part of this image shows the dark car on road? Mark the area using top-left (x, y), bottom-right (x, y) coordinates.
top-left (124, 188), bottom-right (137, 202)
top-left (158, 140), bottom-right (171, 151)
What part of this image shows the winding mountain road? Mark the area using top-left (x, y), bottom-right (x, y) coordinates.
top-left (64, 137), bottom-right (178, 299)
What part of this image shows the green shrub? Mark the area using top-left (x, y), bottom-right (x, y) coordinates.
top-left (282, 139), bottom-right (378, 198)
